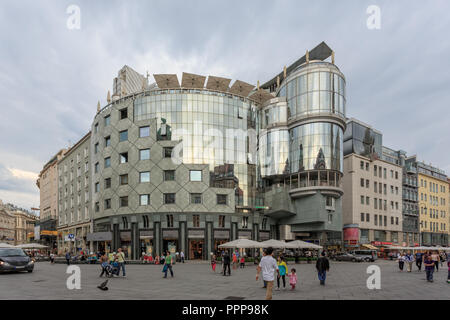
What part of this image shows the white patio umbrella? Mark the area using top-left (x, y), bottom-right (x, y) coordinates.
top-left (15, 243), bottom-right (49, 249)
top-left (284, 240), bottom-right (323, 249)
top-left (0, 242), bottom-right (15, 248)
top-left (218, 239), bottom-right (260, 249)
top-left (257, 239), bottom-right (288, 249)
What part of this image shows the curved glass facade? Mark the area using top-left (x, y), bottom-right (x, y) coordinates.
top-left (289, 122), bottom-right (343, 173)
top-left (278, 63), bottom-right (346, 119)
top-left (131, 89), bottom-right (260, 207)
top-left (258, 129), bottom-right (289, 176)
top-left (261, 103), bottom-right (288, 129)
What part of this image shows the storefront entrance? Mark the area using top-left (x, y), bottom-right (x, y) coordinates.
top-left (189, 240), bottom-right (204, 260)
top-left (163, 239), bottom-right (178, 255)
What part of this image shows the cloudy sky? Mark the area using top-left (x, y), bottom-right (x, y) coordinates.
top-left (0, 0), bottom-right (449, 211)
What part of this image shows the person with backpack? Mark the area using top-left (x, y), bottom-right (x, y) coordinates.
top-left (316, 251), bottom-right (330, 285)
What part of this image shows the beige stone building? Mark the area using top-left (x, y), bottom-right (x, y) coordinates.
top-left (342, 153), bottom-right (403, 247)
top-left (14, 210), bottom-right (38, 245)
top-left (36, 149), bottom-right (67, 249)
top-left (57, 132), bottom-right (92, 254)
top-left (37, 149), bottom-right (67, 221)
top-left (0, 206), bottom-right (15, 245)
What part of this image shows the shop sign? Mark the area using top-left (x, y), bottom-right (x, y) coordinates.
top-left (64, 235), bottom-right (75, 242)
top-left (214, 230), bottom-right (230, 239)
top-left (188, 230), bottom-right (205, 239)
top-left (140, 230), bottom-right (153, 239)
top-left (259, 231), bottom-right (270, 241)
top-left (238, 230), bottom-right (252, 239)
top-left (371, 241), bottom-right (392, 246)
top-left (86, 232), bottom-right (112, 241)
top-left (120, 231), bottom-right (131, 241)
top-left (163, 230), bottom-right (179, 239)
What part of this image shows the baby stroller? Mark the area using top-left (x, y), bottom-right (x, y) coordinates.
top-left (110, 261), bottom-right (120, 276)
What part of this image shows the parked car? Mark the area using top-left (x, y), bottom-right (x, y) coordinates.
top-left (349, 250), bottom-right (378, 262)
top-left (0, 248), bottom-right (35, 273)
top-left (333, 252), bottom-right (364, 262)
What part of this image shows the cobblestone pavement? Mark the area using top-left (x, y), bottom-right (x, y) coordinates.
top-left (0, 260), bottom-right (448, 300)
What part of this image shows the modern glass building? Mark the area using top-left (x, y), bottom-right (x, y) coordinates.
top-left (80, 42), bottom-right (347, 259)
top-left (259, 42), bottom-right (346, 248)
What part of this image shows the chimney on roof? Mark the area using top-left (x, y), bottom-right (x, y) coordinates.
top-left (331, 51), bottom-right (335, 64)
top-left (97, 101), bottom-right (100, 113)
top-left (283, 66), bottom-right (287, 79)
top-left (277, 76), bottom-right (280, 88)
top-left (306, 50), bottom-right (310, 63)
top-left (107, 90), bottom-right (111, 104)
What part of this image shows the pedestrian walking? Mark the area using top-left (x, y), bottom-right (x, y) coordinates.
top-left (256, 247), bottom-right (279, 300)
top-left (431, 251), bottom-right (440, 272)
top-left (405, 252), bottom-right (414, 272)
top-left (439, 252), bottom-right (446, 267)
top-left (99, 253), bottom-right (109, 277)
top-left (424, 254), bottom-right (435, 282)
top-left (415, 251), bottom-right (423, 271)
top-left (223, 251), bottom-right (231, 276)
top-left (232, 252), bottom-right (238, 270)
top-left (163, 251), bottom-right (174, 278)
top-left (276, 256), bottom-right (288, 291)
top-left (316, 251), bottom-right (330, 285)
top-left (398, 252), bottom-right (405, 271)
top-left (289, 268), bottom-right (297, 290)
top-left (116, 248), bottom-right (126, 277)
top-left (65, 251), bottom-right (71, 265)
top-left (211, 254), bottom-right (217, 272)
top-left (306, 250), bottom-right (312, 264)
top-left (447, 259), bottom-right (450, 284)
top-left (180, 251), bottom-right (185, 263)
top-left (50, 252), bottom-right (55, 264)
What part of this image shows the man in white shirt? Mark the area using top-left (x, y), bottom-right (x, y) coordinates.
top-left (256, 247), bottom-right (279, 300)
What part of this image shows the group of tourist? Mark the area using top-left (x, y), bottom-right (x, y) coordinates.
top-left (396, 250), bottom-right (449, 283)
top-left (97, 248), bottom-right (127, 277)
top-left (255, 247), bottom-right (330, 300)
top-left (141, 251), bottom-right (185, 265)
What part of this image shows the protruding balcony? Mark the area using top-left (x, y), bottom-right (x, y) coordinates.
top-left (262, 170), bottom-right (343, 198)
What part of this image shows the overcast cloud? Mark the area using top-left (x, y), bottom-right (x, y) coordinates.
top-left (0, 0), bottom-right (449, 211)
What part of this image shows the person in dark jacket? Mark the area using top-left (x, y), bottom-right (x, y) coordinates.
top-left (65, 251), bottom-right (71, 265)
top-left (223, 250), bottom-right (231, 276)
top-left (316, 251), bottom-right (330, 285)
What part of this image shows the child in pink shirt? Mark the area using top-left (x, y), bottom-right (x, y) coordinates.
top-left (289, 268), bottom-right (298, 290)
